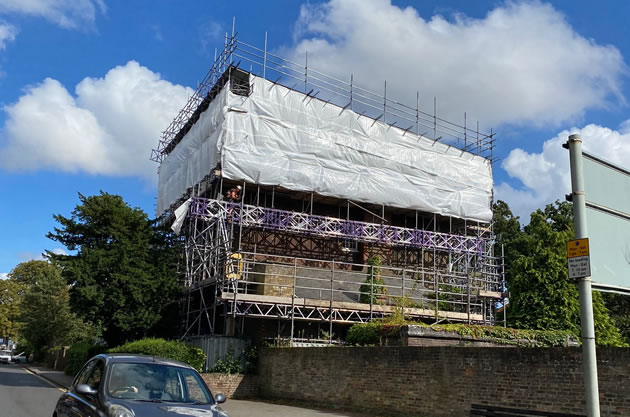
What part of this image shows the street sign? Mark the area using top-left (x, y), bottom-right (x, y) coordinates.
top-left (567, 238), bottom-right (589, 258)
top-left (567, 238), bottom-right (591, 279)
top-left (582, 152), bottom-right (630, 293)
top-left (568, 256), bottom-right (591, 279)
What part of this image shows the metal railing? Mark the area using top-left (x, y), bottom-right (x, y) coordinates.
top-left (152, 33), bottom-right (495, 163)
top-left (220, 251), bottom-right (502, 321)
top-left (190, 198), bottom-right (489, 255)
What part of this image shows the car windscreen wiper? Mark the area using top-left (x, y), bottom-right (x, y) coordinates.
top-left (134, 399), bottom-right (164, 403)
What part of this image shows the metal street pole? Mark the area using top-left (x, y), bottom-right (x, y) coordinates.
top-left (566, 133), bottom-right (600, 417)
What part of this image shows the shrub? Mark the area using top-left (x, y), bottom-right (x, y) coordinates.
top-left (209, 352), bottom-right (242, 374)
top-left (209, 346), bottom-right (259, 375)
top-left (88, 344), bottom-right (109, 357)
top-left (242, 346), bottom-right (258, 374)
top-left (345, 321), bottom-right (577, 347)
top-left (346, 321), bottom-right (402, 345)
top-left (65, 343), bottom-right (95, 375)
top-left (108, 338), bottom-right (206, 372)
top-left (430, 324), bottom-right (576, 347)
top-left (346, 322), bottom-right (381, 345)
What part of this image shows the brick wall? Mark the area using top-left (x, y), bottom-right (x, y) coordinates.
top-left (258, 346), bottom-right (630, 417)
top-left (202, 373), bottom-right (259, 399)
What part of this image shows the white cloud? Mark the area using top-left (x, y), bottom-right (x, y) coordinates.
top-left (17, 251), bottom-right (45, 262)
top-left (0, 272), bottom-right (7, 280)
top-left (0, 21), bottom-right (16, 49)
top-left (0, 0), bottom-right (105, 29)
top-left (285, 0), bottom-right (626, 128)
top-left (0, 61), bottom-right (193, 182)
top-left (198, 20), bottom-right (223, 57)
top-left (51, 248), bottom-right (67, 255)
top-left (495, 122), bottom-right (630, 221)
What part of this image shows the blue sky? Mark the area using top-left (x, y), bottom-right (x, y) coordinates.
top-left (1, 0), bottom-right (629, 276)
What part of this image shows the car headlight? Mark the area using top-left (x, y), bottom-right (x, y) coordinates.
top-left (109, 404), bottom-right (135, 417)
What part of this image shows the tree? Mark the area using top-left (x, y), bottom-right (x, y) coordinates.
top-left (0, 279), bottom-right (24, 345)
top-left (496, 200), bottom-right (624, 346)
top-left (47, 192), bottom-right (181, 346)
top-left (602, 293), bottom-right (630, 344)
top-left (8, 259), bottom-right (57, 286)
top-left (18, 262), bottom-right (91, 359)
top-left (2, 260), bottom-right (67, 347)
top-left (506, 205), bottom-right (581, 334)
top-left (492, 200), bottom-right (523, 286)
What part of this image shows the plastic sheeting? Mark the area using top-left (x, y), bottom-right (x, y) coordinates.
top-left (171, 198), bottom-right (192, 234)
top-left (157, 76), bottom-right (493, 222)
top-left (157, 87), bottom-right (227, 215)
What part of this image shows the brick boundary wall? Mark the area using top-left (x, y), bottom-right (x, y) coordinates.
top-left (202, 373), bottom-right (259, 399)
top-left (258, 346), bottom-right (630, 417)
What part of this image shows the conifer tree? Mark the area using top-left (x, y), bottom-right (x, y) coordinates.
top-left (47, 192), bottom-right (181, 346)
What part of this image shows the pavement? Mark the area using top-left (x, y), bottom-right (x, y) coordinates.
top-left (21, 363), bottom-right (75, 389)
top-left (19, 363), bottom-right (373, 417)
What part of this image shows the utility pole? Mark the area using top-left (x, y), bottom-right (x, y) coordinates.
top-left (566, 133), bottom-right (600, 417)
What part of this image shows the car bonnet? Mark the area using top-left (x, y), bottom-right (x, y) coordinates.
top-left (109, 399), bottom-right (226, 417)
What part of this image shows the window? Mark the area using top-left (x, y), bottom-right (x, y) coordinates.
top-left (74, 360), bottom-right (95, 387)
top-left (85, 360), bottom-right (104, 389)
top-left (107, 363), bottom-right (212, 404)
top-left (342, 238), bottom-right (359, 253)
top-left (184, 373), bottom-right (210, 403)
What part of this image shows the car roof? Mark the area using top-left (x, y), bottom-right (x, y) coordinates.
top-left (95, 353), bottom-right (193, 369)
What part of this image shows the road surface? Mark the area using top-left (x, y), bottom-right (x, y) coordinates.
top-left (0, 363), bottom-right (64, 417)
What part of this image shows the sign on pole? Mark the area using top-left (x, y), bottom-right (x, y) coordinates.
top-left (567, 238), bottom-right (591, 279)
top-left (565, 134), bottom-right (600, 417)
top-left (582, 151), bottom-right (630, 294)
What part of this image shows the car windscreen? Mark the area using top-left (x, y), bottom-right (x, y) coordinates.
top-left (107, 362), bottom-right (213, 404)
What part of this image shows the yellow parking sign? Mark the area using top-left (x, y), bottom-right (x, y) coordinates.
top-left (567, 238), bottom-right (589, 258)
top-left (567, 238), bottom-right (591, 279)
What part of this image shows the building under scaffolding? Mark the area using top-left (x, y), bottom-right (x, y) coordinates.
top-left (152, 34), bottom-right (504, 343)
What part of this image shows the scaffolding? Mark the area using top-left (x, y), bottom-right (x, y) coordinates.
top-left (153, 32), bottom-right (504, 341)
top-left (152, 34), bottom-right (495, 164)
top-left (180, 192), bottom-right (502, 340)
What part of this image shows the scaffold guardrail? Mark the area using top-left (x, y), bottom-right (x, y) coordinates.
top-left (189, 197), bottom-right (487, 255)
top-left (152, 33), bottom-right (495, 163)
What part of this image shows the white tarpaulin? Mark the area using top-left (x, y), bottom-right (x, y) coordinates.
top-left (158, 76), bottom-right (493, 222)
top-left (171, 198), bottom-right (192, 234)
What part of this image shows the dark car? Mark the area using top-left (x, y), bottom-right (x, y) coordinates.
top-left (53, 354), bottom-right (228, 417)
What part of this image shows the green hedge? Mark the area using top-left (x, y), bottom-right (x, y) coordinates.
top-left (108, 338), bottom-right (206, 371)
top-left (346, 321), bottom-right (401, 345)
top-left (346, 321), bottom-right (575, 347)
top-left (65, 343), bottom-right (108, 375)
top-left (209, 352), bottom-right (242, 374)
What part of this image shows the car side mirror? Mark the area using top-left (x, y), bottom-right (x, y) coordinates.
top-left (214, 393), bottom-right (226, 404)
top-left (76, 384), bottom-right (98, 396)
